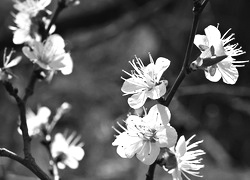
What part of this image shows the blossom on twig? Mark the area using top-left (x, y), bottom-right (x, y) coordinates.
top-left (22, 34), bottom-right (73, 75)
top-left (121, 54), bottom-right (170, 109)
top-left (163, 135), bottom-right (205, 180)
top-left (9, 0), bottom-right (54, 44)
top-left (193, 25), bottom-right (248, 84)
top-left (18, 106), bottom-right (51, 136)
top-left (112, 104), bottom-right (177, 165)
top-left (51, 132), bottom-right (84, 169)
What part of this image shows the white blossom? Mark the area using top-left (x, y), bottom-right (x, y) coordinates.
top-left (51, 132), bottom-right (84, 169)
top-left (121, 54), bottom-right (170, 109)
top-left (22, 34), bottom-right (73, 75)
top-left (112, 104), bottom-right (177, 165)
top-left (164, 135), bottom-right (205, 180)
top-left (194, 25), bottom-right (248, 84)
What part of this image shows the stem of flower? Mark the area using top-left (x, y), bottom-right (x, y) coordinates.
top-left (44, 0), bottom-right (67, 39)
top-left (147, 1), bottom-right (209, 180)
top-left (161, 0), bottom-right (209, 107)
top-left (146, 161), bottom-right (157, 180)
top-left (41, 134), bottom-right (60, 180)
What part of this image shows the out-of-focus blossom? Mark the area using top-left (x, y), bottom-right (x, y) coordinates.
top-left (121, 54), bottom-right (170, 109)
top-left (51, 132), bottom-right (84, 169)
top-left (163, 135), bottom-right (205, 180)
top-left (18, 106), bottom-right (51, 136)
top-left (0, 49), bottom-right (21, 81)
top-left (9, 0), bottom-right (54, 44)
top-left (112, 104), bottom-right (177, 165)
top-left (193, 25), bottom-right (248, 84)
top-left (22, 34), bottom-right (73, 75)
top-left (13, 0), bottom-right (51, 16)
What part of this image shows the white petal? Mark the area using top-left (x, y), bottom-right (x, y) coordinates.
top-left (68, 146), bottom-right (84, 160)
top-left (204, 25), bottom-right (225, 56)
top-left (5, 56), bottom-right (22, 68)
top-left (171, 168), bottom-right (183, 180)
top-left (60, 53), bottom-right (73, 75)
top-left (146, 81), bottom-right (166, 99)
top-left (217, 57), bottom-right (239, 84)
top-left (121, 78), bottom-right (146, 94)
top-left (175, 136), bottom-right (186, 157)
top-left (22, 46), bottom-right (37, 60)
top-left (204, 25), bottom-right (221, 45)
top-left (204, 66), bottom-right (222, 82)
top-left (154, 57), bottom-right (170, 81)
top-left (113, 132), bottom-right (142, 158)
top-left (136, 142), bottom-right (160, 165)
top-left (37, 107), bottom-right (51, 119)
top-left (157, 126), bottom-right (177, 148)
top-left (146, 104), bottom-right (171, 127)
top-left (127, 91), bottom-right (147, 109)
top-left (63, 157), bottom-right (79, 169)
top-left (44, 34), bottom-right (65, 58)
top-left (194, 35), bottom-right (209, 50)
top-left (13, 29), bottom-right (29, 44)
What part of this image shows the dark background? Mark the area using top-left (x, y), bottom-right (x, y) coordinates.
top-left (1, 0), bottom-right (250, 179)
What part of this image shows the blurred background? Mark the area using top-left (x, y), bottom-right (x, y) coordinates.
top-left (1, 0), bottom-right (250, 179)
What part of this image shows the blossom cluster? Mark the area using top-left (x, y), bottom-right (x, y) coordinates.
top-left (0, 0), bottom-right (84, 174)
top-left (112, 24), bottom-right (247, 180)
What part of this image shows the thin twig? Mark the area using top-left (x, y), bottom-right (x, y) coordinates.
top-left (44, 0), bottom-right (66, 39)
top-left (161, 0), bottom-right (209, 107)
top-left (3, 82), bottom-right (31, 159)
top-left (145, 162), bottom-right (157, 180)
top-left (146, 1), bottom-right (209, 180)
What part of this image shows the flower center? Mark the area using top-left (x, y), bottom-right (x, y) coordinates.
top-left (142, 128), bottom-right (158, 143)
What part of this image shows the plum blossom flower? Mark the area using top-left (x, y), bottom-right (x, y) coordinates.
top-left (0, 49), bottom-right (21, 81)
top-left (22, 34), bottom-right (73, 75)
top-left (163, 135), bottom-right (205, 180)
top-left (18, 106), bottom-right (51, 136)
top-left (51, 132), bottom-right (84, 169)
top-left (193, 25), bottom-right (248, 84)
top-left (112, 104), bottom-right (177, 165)
top-left (9, 0), bottom-right (54, 44)
top-left (121, 54), bottom-right (170, 109)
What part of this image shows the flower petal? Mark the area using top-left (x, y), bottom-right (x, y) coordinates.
top-left (127, 91), bottom-right (147, 109)
top-left (175, 136), bottom-right (186, 157)
top-left (204, 25), bottom-right (225, 56)
top-left (136, 142), bottom-right (160, 165)
top-left (217, 57), bottom-right (238, 84)
top-left (60, 53), bottom-right (73, 75)
top-left (146, 104), bottom-right (171, 127)
top-left (154, 57), bottom-right (171, 82)
top-left (204, 66), bottom-right (222, 82)
top-left (157, 126), bottom-right (177, 148)
top-left (194, 34), bottom-right (209, 51)
top-left (63, 157), bottom-right (79, 169)
top-left (121, 78), bottom-right (146, 94)
top-left (68, 146), bottom-right (84, 161)
top-left (146, 81), bottom-right (167, 99)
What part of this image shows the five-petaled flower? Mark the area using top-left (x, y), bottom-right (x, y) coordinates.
top-left (22, 34), bottom-right (73, 75)
top-left (163, 135), bottom-right (205, 180)
top-left (18, 106), bottom-right (51, 136)
top-left (121, 54), bottom-right (170, 109)
top-left (51, 132), bottom-right (84, 169)
top-left (112, 104), bottom-right (177, 165)
top-left (193, 25), bottom-right (248, 84)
